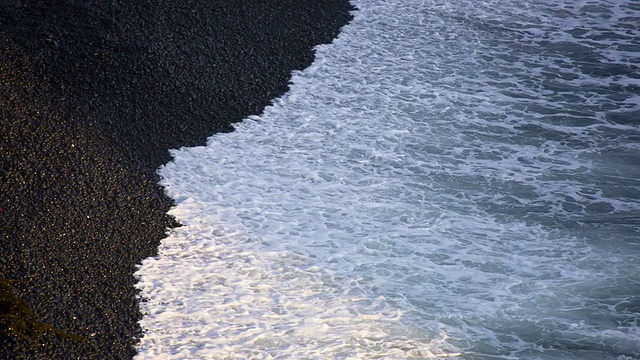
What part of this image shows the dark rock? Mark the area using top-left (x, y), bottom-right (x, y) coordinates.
top-left (0, 0), bottom-right (354, 358)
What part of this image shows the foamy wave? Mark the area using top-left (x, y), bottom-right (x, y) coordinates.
top-left (136, 0), bottom-right (640, 358)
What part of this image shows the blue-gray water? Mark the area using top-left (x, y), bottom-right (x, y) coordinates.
top-left (135, 0), bottom-right (640, 358)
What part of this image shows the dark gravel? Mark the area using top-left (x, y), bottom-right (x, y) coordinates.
top-left (0, 0), bottom-right (353, 358)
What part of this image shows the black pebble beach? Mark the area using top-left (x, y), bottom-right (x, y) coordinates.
top-left (0, 1), bottom-right (353, 358)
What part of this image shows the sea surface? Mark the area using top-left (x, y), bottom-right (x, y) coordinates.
top-left (134, 0), bottom-right (640, 358)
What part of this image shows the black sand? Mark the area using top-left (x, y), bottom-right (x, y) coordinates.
top-left (0, 1), bottom-right (353, 358)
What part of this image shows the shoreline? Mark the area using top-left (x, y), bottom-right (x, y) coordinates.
top-left (0, 1), bottom-right (353, 358)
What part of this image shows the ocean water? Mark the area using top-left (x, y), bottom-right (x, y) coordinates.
top-left (134, 0), bottom-right (640, 359)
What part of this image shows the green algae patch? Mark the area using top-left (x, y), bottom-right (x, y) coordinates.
top-left (0, 276), bottom-right (86, 344)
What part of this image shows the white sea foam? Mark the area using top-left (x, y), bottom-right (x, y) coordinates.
top-left (136, 0), bottom-right (640, 358)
